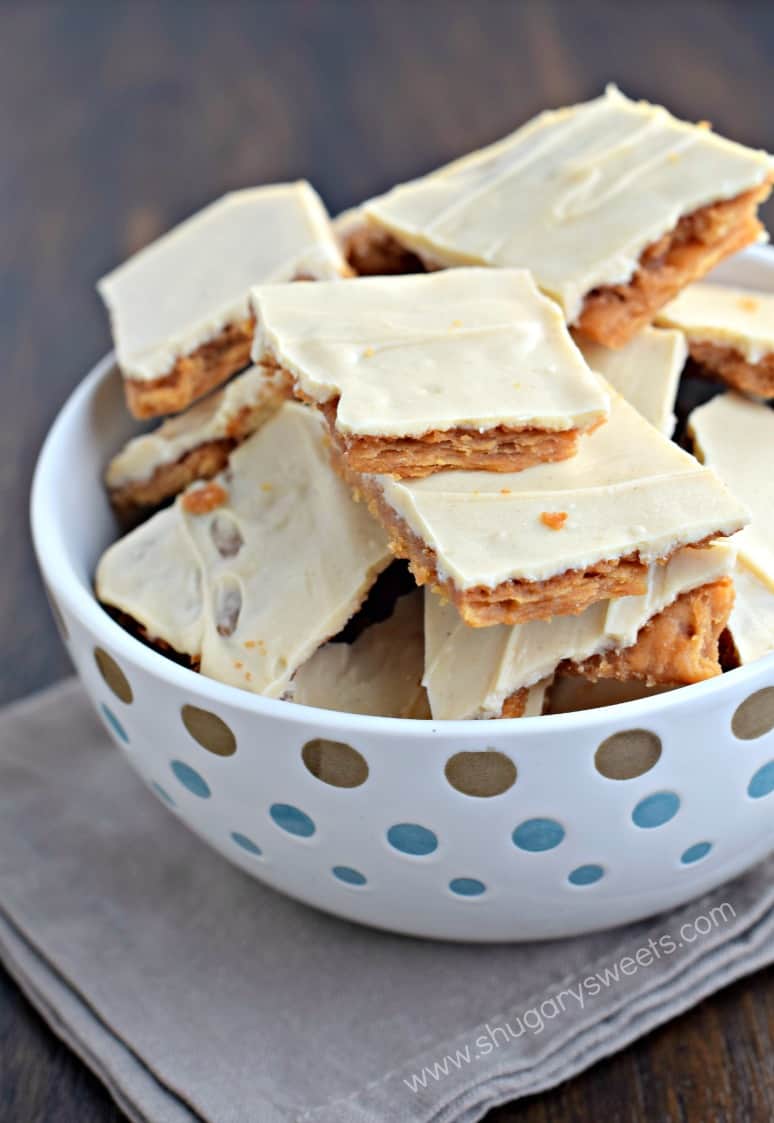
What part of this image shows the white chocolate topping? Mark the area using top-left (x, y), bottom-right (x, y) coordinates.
top-left (688, 391), bottom-right (774, 664)
top-left (688, 392), bottom-right (774, 590)
top-left (376, 389), bottom-right (747, 591)
top-left (98, 183), bottom-right (347, 382)
top-left (105, 365), bottom-right (285, 489)
top-left (424, 542), bottom-right (735, 719)
top-left (96, 402), bottom-right (391, 697)
top-left (727, 562), bottom-right (774, 665)
top-left (290, 590), bottom-right (430, 718)
top-left (578, 327), bottom-right (686, 436)
top-left (521, 679), bottom-right (551, 716)
top-left (657, 282), bottom-right (774, 364)
top-left (331, 206), bottom-right (367, 246)
top-left (364, 86), bottom-right (773, 322)
top-left (250, 269), bottom-right (609, 438)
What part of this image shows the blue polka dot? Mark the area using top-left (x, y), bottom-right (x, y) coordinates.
top-left (101, 704), bottom-right (128, 743)
top-left (387, 823), bottom-right (438, 855)
top-left (568, 864), bottom-right (604, 886)
top-left (270, 803), bottom-right (316, 837)
top-left (332, 866), bottom-right (367, 886)
top-left (231, 832), bottom-right (262, 856)
top-left (681, 842), bottom-right (712, 865)
top-left (449, 877), bottom-right (486, 897)
top-left (512, 818), bottom-right (565, 852)
top-left (170, 760), bottom-right (211, 799)
top-left (632, 791), bottom-right (680, 829)
top-left (748, 760), bottom-right (774, 799)
top-left (151, 782), bottom-right (175, 807)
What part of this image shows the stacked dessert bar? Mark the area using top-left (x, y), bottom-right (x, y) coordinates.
top-left (94, 87), bottom-right (774, 719)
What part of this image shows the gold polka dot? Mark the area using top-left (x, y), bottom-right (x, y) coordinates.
top-left (302, 739), bottom-right (368, 788)
top-left (93, 647), bottom-right (133, 704)
top-left (445, 751), bottom-right (517, 797)
top-left (181, 705), bottom-right (237, 756)
top-left (732, 687), bottom-right (774, 740)
top-left (47, 590), bottom-right (68, 642)
top-left (595, 730), bottom-right (661, 780)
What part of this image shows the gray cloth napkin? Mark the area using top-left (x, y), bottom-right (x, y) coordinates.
top-left (1, 680), bottom-right (772, 1123)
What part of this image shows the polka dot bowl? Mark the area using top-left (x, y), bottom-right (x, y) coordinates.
top-left (31, 250), bottom-right (774, 942)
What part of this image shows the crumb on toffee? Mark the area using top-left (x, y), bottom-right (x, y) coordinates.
top-left (737, 295), bottom-right (760, 314)
top-left (182, 481), bottom-right (229, 514)
top-left (540, 511), bottom-right (568, 530)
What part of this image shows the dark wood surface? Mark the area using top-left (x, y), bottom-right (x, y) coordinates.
top-left (2, 1), bottom-right (773, 1119)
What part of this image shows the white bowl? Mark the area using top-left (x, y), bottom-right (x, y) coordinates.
top-left (31, 248), bottom-right (774, 942)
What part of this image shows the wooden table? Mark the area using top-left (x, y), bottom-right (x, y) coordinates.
top-left (2, 2), bottom-right (772, 1119)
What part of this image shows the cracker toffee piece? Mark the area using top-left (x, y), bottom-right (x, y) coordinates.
top-left (577, 326), bottom-right (686, 436)
top-left (95, 402), bottom-right (391, 697)
top-left (657, 282), bottom-right (774, 398)
top-left (424, 543), bottom-right (735, 720)
top-left (688, 392), bottom-right (774, 664)
top-left (290, 590), bottom-right (430, 718)
top-left (353, 390), bottom-right (747, 628)
top-left (98, 182), bottom-right (350, 420)
top-left (250, 269), bottom-right (609, 478)
top-left (361, 86), bottom-right (773, 347)
top-left (106, 365), bottom-right (289, 518)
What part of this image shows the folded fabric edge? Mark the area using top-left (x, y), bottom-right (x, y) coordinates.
top-left (439, 901), bottom-right (774, 1123)
top-left (0, 902), bottom-right (199, 1123)
top-left (300, 874), bottom-right (774, 1123)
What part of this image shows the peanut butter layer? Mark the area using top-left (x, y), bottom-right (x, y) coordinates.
top-left (686, 341), bottom-right (774, 397)
top-left (423, 543), bottom-right (735, 718)
top-left (573, 184), bottom-right (771, 347)
top-left (324, 407), bottom-right (582, 478)
top-left (98, 183), bottom-right (350, 419)
top-left (290, 590), bottom-right (430, 718)
top-left (107, 365), bottom-right (288, 517)
top-left (250, 269), bottom-right (609, 478)
top-left (96, 402), bottom-right (392, 698)
top-left (354, 390), bottom-right (745, 627)
top-left (577, 326), bottom-right (686, 435)
top-left (441, 555), bottom-right (647, 628)
top-left (123, 317), bottom-right (255, 420)
top-left (363, 86), bottom-right (773, 327)
top-left (110, 439), bottom-right (234, 522)
top-left (569, 577), bottom-right (733, 685)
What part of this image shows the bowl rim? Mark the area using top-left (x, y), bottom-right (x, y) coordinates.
top-left (30, 291), bottom-right (774, 742)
